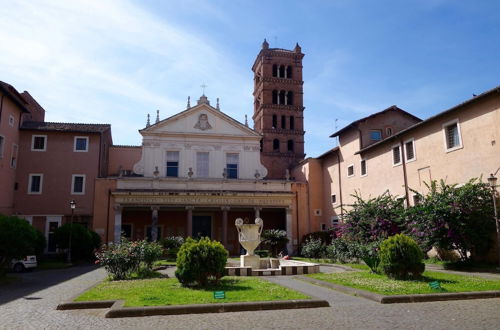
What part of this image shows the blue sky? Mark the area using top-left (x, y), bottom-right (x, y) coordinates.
top-left (1, 0), bottom-right (499, 157)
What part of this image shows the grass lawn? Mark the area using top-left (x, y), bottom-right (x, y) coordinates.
top-left (75, 276), bottom-right (309, 307)
top-left (153, 259), bottom-right (177, 267)
top-left (37, 260), bottom-right (73, 270)
top-left (292, 257), bottom-right (335, 264)
top-left (306, 269), bottom-right (500, 295)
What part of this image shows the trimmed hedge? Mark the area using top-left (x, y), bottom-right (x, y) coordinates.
top-left (378, 234), bottom-right (424, 280)
top-left (175, 237), bottom-right (228, 287)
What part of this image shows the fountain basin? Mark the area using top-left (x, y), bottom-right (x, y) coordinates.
top-left (225, 258), bottom-right (320, 276)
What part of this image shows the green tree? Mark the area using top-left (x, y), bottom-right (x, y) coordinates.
top-left (55, 223), bottom-right (101, 262)
top-left (406, 179), bottom-right (495, 262)
top-left (0, 215), bottom-right (40, 276)
top-left (261, 229), bottom-right (289, 257)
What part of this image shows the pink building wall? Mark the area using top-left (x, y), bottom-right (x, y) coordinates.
top-left (0, 96), bottom-right (24, 215)
top-left (14, 132), bottom-right (102, 217)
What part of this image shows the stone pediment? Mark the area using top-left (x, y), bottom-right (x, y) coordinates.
top-left (140, 101), bottom-right (259, 138)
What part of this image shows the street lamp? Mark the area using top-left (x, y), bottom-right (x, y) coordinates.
top-left (487, 172), bottom-right (499, 266)
top-left (67, 200), bottom-right (76, 263)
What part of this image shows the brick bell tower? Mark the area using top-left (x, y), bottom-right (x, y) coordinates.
top-left (252, 39), bottom-right (305, 179)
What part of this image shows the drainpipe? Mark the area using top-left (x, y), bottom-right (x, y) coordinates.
top-left (399, 139), bottom-right (410, 208)
top-left (306, 171), bottom-right (312, 233)
top-left (336, 151), bottom-right (344, 218)
top-left (105, 188), bottom-right (111, 246)
top-left (294, 190), bottom-right (300, 244)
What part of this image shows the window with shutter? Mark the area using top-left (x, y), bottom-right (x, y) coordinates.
top-left (392, 145), bottom-right (401, 165)
top-left (405, 140), bottom-right (415, 161)
top-left (347, 165), bottom-right (354, 177)
top-left (443, 120), bottom-right (463, 152)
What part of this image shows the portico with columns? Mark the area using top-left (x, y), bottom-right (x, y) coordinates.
top-left (110, 188), bottom-right (295, 255)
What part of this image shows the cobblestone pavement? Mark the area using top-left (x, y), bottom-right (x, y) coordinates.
top-left (0, 266), bottom-right (499, 330)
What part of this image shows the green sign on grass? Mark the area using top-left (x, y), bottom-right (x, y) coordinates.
top-left (429, 281), bottom-right (442, 290)
top-left (214, 291), bottom-right (225, 299)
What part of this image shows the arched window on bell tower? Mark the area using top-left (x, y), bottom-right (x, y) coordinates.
top-left (290, 116), bottom-right (295, 129)
top-left (279, 90), bottom-right (286, 105)
top-left (272, 90), bottom-right (278, 104)
top-left (273, 139), bottom-right (280, 151)
top-left (286, 66), bottom-right (292, 79)
top-left (281, 115), bottom-right (286, 129)
top-left (287, 140), bottom-right (294, 152)
top-left (272, 64), bottom-right (278, 77)
top-left (287, 91), bottom-right (294, 105)
top-left (272, 114), bottom-right (277, 128)
top-left (279, 65), bottom-right (285, 78)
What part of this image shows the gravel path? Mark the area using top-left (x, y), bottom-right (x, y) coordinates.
top-left (0, 266), bottom-right (499, 329)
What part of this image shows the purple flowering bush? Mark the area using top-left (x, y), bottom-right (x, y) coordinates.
top-left (405, 179), bottom-right (495, 262)
top-left (341, 193), bottom-right (406, 244)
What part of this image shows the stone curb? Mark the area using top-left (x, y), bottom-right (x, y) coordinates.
top-left (425, 264), bottom-right (500, 274)
top-left (297, 276), bottom-right (500, 304)
top-left (57, 299), bottom-right (329, 317)
top-left (57, 300), bottom-right (116, 310)
top-left (318, 264), bottom-right (357, 271)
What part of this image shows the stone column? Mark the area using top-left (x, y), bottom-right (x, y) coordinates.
top-left (186, 206), bottom-right (194, 237)
top-left (151, 206), bottom-right (160, 242)
top-left (221, 206), bottom-right (230, 248)
top-left (254, 207), bottom-right (262, 219)
top-left (113, 204), bottom-right (122, 243)
top-left (286, 207), bottom-right (293, 255)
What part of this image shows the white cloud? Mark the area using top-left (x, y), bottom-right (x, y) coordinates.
top-left (0, 0), bottom-right (248, 145)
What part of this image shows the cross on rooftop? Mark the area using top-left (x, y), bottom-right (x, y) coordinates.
top-left (200, 83), bottom-right (207, 95)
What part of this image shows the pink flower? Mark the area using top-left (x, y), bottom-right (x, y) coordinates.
top-left (95, 260), bottom-right (100, 264)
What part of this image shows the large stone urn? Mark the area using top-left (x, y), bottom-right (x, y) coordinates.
top-left (235, 217), bottom-right (263, 269)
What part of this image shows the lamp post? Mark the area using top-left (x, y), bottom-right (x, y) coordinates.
top-left (67, 200), bottom-right (76, 264)
top-left (487, 173), bottom-right (499, 266)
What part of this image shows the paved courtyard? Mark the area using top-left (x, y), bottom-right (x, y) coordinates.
top-left (0, 266), bottom-right (499, 330)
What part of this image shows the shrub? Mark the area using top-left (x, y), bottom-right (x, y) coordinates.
top-left (54, 224), bottom-right (100, 262)
top-left (175, 237), bottom-right (228, 287)
top-left (96, 240), bottom-right (141, 280)
top-left (355, 241), bottom-right (381, 273)
top-left (160, 236), bottom-right (184, 250)
top-left (377, 234), bottom-right (424, 280)
top-left (139, 240), bottom-right (163, 269)
top-left (326, 237), bottom-right (360, 263)
top-left (96, 239), bottom-right (163, 280)
top-left (160, 236), bottom-right (184, 259)
top-left (261, 229), bottom-right (289, 257)
top-left (301, 231), bottom-right (333, 245)
top-left (301, 238), bottom-right (327, 258)
top-left (255, 250), bottom-right (270, 257)
top-left (0, 214), bottom-right (41, 276)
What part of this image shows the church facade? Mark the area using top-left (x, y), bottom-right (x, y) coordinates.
top-left (92, 93), bottom-right (298, 255)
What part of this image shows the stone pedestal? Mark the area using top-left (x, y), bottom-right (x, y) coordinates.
top-left (241, 255), bottom-right (261, 269)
